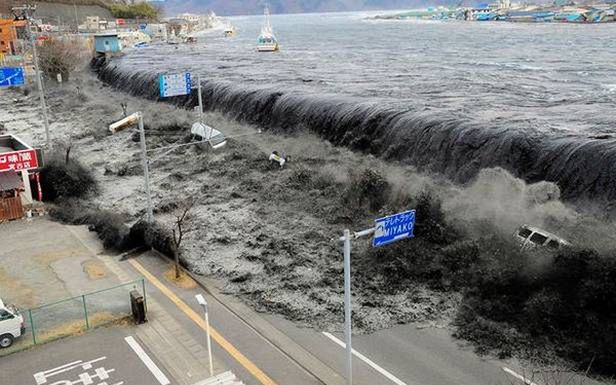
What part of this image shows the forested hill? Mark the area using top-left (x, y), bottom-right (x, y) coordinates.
top-left (159, 0), bottom-right (433, 16)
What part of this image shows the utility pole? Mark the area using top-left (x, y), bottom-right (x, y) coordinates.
top-left (73, 0), bottom-right (79, 33)
top-left (14, 5), bottom-right (51, 148)
top-left (138, 112), bottom-right (154, 222)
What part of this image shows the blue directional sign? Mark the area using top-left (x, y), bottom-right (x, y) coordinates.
top-left (373, 210), bottom-right (416, 247)
top-left (159, 72), bottom-right (192, 98)
top-left (0, 67), bottom-right (25, 88)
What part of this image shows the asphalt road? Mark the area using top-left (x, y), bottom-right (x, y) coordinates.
top-left (132, 253), bottom-right (323, 385)
top-left (0, 327), bottom-right (174, 385)
top-left (133, 252), bottom-right (510, 385)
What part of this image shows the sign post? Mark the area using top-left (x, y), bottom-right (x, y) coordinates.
top-left (339, 209), bottom-right (416, 385)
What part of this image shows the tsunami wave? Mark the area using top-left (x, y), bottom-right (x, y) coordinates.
top-left (97, 62), bottom-right (616, 205)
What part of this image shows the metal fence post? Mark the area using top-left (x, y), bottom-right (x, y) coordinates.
top-left (82, 295), bottom-right (90, 329)
top-left (28, 309), bottom-right (37, 345)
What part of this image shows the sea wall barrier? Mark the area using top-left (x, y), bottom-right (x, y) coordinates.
top-left (97, 62), bottom-right (616, 206)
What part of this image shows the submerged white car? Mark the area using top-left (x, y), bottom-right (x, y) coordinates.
top-left (515, 225), bottom-right (571, 251)
top-left (191, 122), bottom-right (227, 149)
top-left (0, 298), bottom-right (25, 348)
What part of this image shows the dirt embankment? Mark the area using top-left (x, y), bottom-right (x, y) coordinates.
top-left (3, 71), bottom-right (616, 378)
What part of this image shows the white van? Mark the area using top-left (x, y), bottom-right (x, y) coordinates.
top-left (515, 225), bottom-right (571, 251)
top-left (0, 299), bottom-right (25, 348)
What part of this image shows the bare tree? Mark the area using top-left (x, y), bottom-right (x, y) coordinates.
top-left (171, 198), bottom-right (196, 279)
top-left (37, 36), bottom-right (88, 82)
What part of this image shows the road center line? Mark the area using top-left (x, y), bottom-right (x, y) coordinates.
top-left (125, 336), bottom-right (171, 385)
top-left (502, 367), bottom-right (539, 385)
top-left (128, 258), bottom-right (278, 385)
top-left (322, 331), bottom-right (408, 385)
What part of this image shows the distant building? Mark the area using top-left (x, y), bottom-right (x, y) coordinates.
top-left (85, 16), bottom-right (108, 32)
top-left (94, 33), bottom-right (122, 56)
top-left (0, 19), bottom-right (25, 55)
top-left (144, 23), bottom-right (168, 40)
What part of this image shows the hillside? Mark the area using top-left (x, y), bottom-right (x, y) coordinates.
top-left (0, 0), bottom-right (117, 26)
top-left (159, 0), bottom-right (432, 16)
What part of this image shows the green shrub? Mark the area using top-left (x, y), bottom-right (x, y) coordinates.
top-left (49, 203), bottom-right (132, 250)
top-left (129, 220), bottom-right (177, 258)
top-left (40, 152), bottom-right (97, 201)
top-left (344, 168), bottom-right (390, 213)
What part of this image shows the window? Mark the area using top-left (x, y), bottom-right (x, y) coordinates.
top-left (518, 227), bottom-right (532, 238)
top-left (547, 239), bottom-right (560, 250)
top-left (529, 232), bottom-right (548, 245)
top-left (0, 309), bottom-right (14, 321)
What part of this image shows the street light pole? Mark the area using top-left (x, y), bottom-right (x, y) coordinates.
top-left (20, 5), bottom-right (51, 148)
top-left (196, 294), bottom-right (214, 377)
top-left (137, 112), bottom-right (153, 222)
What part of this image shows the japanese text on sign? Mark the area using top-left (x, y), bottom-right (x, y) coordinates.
top-left (159, 73), bottom-right (192, 98)
top-left (33, 356), bottom-right (124, 385)
top-left (373, 209), bottom-right (416, 247)
top-left (0, 149), bottom-right (39, 172)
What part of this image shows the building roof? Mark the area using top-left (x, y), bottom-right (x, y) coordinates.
top-left (0, 170), bottom-right (21, 192)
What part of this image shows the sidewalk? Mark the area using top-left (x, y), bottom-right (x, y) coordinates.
top-left (98, 252), bottom-right (225, 385)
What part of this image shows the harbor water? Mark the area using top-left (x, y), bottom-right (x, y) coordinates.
top-left (100, 12), bottom-right (616, 203)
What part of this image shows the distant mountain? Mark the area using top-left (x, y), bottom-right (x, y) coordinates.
top-left (158, 0), bottom-right (435, 16)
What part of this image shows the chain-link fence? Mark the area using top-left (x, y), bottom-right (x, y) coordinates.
top-left (1, 279), bottom-right (146, 356)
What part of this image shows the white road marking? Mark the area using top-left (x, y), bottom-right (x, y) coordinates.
top-left (125, 336), bottom-right (171, 385)
top-left (322, 332), bottom-right (408, 385)
top-left (34, 358), bottom-right (107, 384)
top-left (502, 367), bottom-right (540, 385)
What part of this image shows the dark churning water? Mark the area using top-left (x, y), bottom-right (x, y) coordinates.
top-left (99, 12), bottom-right (616, 204)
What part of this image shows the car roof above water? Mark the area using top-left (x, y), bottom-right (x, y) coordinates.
top-left (518, 224), bottom-right (571, 246)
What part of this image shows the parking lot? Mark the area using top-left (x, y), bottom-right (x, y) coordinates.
top-left (0, 326), bottom-right (174, 385)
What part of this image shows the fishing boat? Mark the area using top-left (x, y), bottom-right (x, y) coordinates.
top-left (224, 24), bottom-right (236, 37)
top-left (257, 6), bottom-right (279, 52)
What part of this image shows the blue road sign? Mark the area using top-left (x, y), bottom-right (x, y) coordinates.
top-left (0, 67), bottom-right (25, 88)
top-left (373, 210), bottom-right (416, 247)
top-left (159, 72), bottom-right (192, 98)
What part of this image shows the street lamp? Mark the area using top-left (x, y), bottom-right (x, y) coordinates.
top-left (195, 294), bottom-right (214, 377)
top-left (109, 112), bottom-right (153, 222)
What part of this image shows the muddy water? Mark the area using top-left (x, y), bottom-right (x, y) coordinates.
top-left (100, 12), bottom-right (616, 203)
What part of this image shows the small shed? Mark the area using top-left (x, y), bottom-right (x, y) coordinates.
top-left (0, 170), bottom-right (23, 221)
top-left (94, 33), bottom-right (122, 54)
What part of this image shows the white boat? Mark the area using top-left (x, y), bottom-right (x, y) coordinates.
top-left (257, 6), bottom-right (279, 52)
top-left (224, 23), bottom-right (236, 37)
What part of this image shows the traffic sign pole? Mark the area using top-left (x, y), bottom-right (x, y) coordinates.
top-left (338, 210), bottom-right (414, 385)
top-left (340, 226), bottom-right (375, 385)
top-left (342, 229), bottom-right (353, 385)
top-left (197, 74), bottom-right (203, 124)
